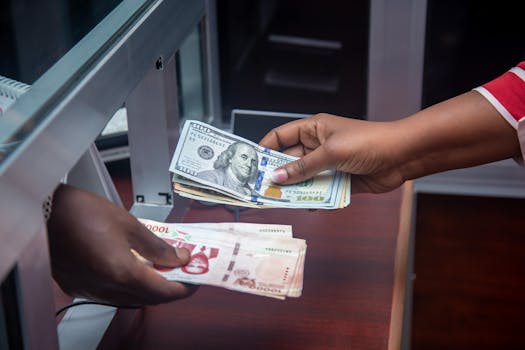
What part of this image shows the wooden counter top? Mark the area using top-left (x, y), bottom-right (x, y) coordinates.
top-left (98, 182), bottom-right (413, 350)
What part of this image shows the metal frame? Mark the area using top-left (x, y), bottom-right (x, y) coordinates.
top-left (0, 0), bottom-right (220, 348)
top-left (126, 55), bottom-right (180, 221)
top-left (203, 0), bottom-right (222, 126)
top-left (367, 1), bottom-right (427, 349)
top-left (367, 0), bottom-right (427, 122)
top-left (126, 0), bottom-right (221, 222)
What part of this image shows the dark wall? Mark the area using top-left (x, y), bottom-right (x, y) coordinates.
top-left (217, 0), bottom-right (370, 121)
top-left (423, 0), bottom-right (525, 107)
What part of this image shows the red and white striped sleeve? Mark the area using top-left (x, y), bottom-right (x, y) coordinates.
top-left (473, 61), bottom-right (525, 161)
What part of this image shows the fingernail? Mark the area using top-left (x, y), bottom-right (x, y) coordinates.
top-left (174, 247), bottom-right (190, 261)
top-left (270, 169), bottom-right (288, 183)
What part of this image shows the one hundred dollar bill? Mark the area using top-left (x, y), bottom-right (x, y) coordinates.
top-left (169, 120), bottom-right (350, 209)
top-left (138, 219), bottom-right (306, 299)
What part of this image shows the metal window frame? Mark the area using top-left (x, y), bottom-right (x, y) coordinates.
top-left (367, 2), bottom-right (427, 349)
top-left (0, 0), bottom-right (220, 348)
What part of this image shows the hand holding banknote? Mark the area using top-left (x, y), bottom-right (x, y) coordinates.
top-left (259, 113), bottom-right (407, 194)
top-left (261, 110), bottom-right (520, 194)
top-left (47, 184), bottom-right (198, 305)
top-left (138, 219), bottom-right (306, 299)
top-left (170, 120), bottom-right (351, 209)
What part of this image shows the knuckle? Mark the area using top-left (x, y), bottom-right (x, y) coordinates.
top-left (313, 112), bottom-right (331, 120)
top-left (156, 240), bottom-right (174, 258)
top-left (105, 256), bottom-right (135, 286)
top-left (270, 129), bottom-right (284, 149)
top-left (294, 159), bottom-right (307, 177)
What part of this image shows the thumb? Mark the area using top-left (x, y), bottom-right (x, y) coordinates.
top-left (130, 224), bottom-right (190, 268)
top-left (270, 147), bottom-right (331, 185)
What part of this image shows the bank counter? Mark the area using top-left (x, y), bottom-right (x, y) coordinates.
top-left (51, 177), bottom-right (413, 350)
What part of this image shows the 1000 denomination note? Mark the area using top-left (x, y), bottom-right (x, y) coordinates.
top-left (169, 120), bottom-right (350, 209)
top-left (143, 219), bottom-right (293, 237)
top-left (138, 219), bottom-right (306, 299)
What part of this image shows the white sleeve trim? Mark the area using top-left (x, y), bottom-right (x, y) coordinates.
top-left (473, 86), bottom-right (525, 165)
top-left (473, 86), bottom-right (519, 129)
top-left (510, 67), bottom-right (525, 82)
top-left (517, 120), bottom-right (525, 165)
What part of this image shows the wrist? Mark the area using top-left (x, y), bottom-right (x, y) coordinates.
top-left (380, 119), bottom-right (420, 183)
top-left (388, 91), bottom-right (521, 182)
top-left (390, 112), bottom-right (447, 182)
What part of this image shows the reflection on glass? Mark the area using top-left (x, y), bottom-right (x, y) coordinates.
top-left (0, 76), bottom-right (30, 161)
top-left (95, 24), bottom-right (209, 163)
top-left (100, 25), bottom-right (208, 151)
top-left (0, 0), bottom-right (123, 84)
top-left (0, 0), bottom-right (210, 165)
top-left (0, 76), bottom-right (29, 115)
top-left (0, 0), bottom-right (125, 163)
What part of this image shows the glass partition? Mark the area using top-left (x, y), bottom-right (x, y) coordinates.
top-left (97, 22), bottom-right (210, 162)
top-left (0, 1), bottom-right (215, 348)
top-left (0, 0), bottom-right (214, 164)
top-left (0, 0), bottom-right (154, 165)
top-left (0, 0), bottom-right (124, 84)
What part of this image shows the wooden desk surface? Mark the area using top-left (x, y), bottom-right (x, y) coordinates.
top-left (99, 183), bottom-right (412, 350)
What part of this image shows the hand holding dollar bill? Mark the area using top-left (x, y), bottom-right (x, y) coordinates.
top-left (169, 120), bottom-right (350, 209)
top-left (137, 219), bottom-right (306, 299)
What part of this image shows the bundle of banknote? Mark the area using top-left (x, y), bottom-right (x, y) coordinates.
top-left (138, 218), bottom-right (306, 299)
top-left (169, 120), bottom-right (351, 209)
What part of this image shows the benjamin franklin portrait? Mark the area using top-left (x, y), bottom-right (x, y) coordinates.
top-left (197, 142), bottom-right (259, 195)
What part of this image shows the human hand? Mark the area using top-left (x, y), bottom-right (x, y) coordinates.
top-left (260, 92), bottom-right (521, 194)
top-left (47, 184), bottom-right (198, 305)
top-left (259, 113), bottom-right (406, 194)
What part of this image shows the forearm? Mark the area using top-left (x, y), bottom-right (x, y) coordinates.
top-left (393, 90), bottom-right (521, 181)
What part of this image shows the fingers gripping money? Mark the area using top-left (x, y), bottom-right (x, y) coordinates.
top-left (170, 120), bottom-right (350, 209)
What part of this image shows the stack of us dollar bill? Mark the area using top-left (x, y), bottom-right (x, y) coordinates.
top-left (169, 120), bottom-right (351, 209)
top-left (138, 218), bottom-right (306, 299)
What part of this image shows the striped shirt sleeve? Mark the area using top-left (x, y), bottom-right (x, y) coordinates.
top-left (473, 61), bottom-right (525, 161)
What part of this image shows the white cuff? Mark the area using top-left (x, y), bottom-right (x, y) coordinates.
top-left (517, 119), bottom-right (525, 165)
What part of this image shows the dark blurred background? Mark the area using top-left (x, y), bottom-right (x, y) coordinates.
top-left (2, 0), bottom-right (524, 120)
